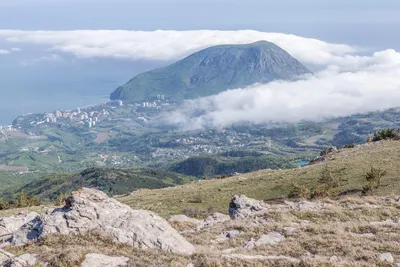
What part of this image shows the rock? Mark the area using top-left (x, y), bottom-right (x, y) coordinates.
top-left (0, 249), bottom-right (13, 265)
top-left (284, 200), bottom-right (324, 211)
top-left (378, 252), bottom-right (394, 263)
top-left (81, 253), bottom-right (129, 267)
top-left (42, 188), bottom-right (195, 255)
top-left (12, 216), bottom-right (43, 246)
top-left (215, 230), bottom-right (241, 243)
top-left (9, 253), bottom-right (37, 267)
top-left (168, 215), bottom-right (201, 225)
top-left (0, 212), bottom-right (41, 246)
top-left (198, 213), bottom-right (230, 229)
top-left (0, 250), bottom-right (37, 267)
top-left (283, 226), bottom-right (298, 233)
top-left (358, 233), bottom-right (375, 238)
top-left (222, 254), bottom-right (299, 263)
top-left (228, 195), bottom-right (269, 219)
top-left (243, 232), bottom-right (285, 249)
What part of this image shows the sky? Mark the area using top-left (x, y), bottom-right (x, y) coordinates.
top-left (1, 0), bottom-right (399, 50)
top-left (1, 0), bottom-right (400, 127)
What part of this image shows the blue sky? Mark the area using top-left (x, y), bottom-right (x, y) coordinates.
top-left (0, 0), bottom-right (399, 49)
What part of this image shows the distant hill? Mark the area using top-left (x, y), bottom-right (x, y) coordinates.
top-left (110, 41), bottom-right (311, 102)
top-left (170, 154), bottom-right (296, 178)
top-left (1, 168), bottom-right (193, 201)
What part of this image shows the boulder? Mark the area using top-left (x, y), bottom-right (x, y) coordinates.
top-left (243, 232), bottom-right (285, 249)
top-left (0, 212), bottom-right (41, 246)
top-left (228, 195), bottom-right (269, 219)
top-left (198, 213), bottom-right (230, 229)
top-left (0, 250), bottom-right (37, 267)
top-left (42, 188), bottom-right (195, 255)
top-left (8, 253), bottom-right (37, 267)
top-left (215, 230), bottom-right (241, 243)
top-left (378, 252), bottom-right (394, 263)
top-left (284, 200), bottom-right (324, 211)
top-left (81, 253), bottom-right (129, 267)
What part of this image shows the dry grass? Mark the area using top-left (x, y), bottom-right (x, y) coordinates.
top-left (2, 195), bottom-right (399, 266)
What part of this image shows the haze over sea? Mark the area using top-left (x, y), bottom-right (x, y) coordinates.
top-left (1, 0), bottom-right (399, 125)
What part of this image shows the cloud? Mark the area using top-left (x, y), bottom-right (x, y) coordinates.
top-left (21, 53), bottom-right (63, 66)
top-left (0, 47), bottom-right (21, 55)
top-left (161, 49), bottom-right (400, 130)
top-left (0, 30), bottom-right (358, 67)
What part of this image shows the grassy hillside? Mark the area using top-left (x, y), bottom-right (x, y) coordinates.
top-left (1, 168), bottom-right (194, 201)
top-left (119, 140), bottom-right (400, 217)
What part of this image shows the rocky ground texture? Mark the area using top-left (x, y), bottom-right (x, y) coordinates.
top-left (0, 189), bottom-right (399, 266)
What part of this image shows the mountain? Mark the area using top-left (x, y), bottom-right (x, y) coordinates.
top-left (110, 41), bottom-right (311, 102)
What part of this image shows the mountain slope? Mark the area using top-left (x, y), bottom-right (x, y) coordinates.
top-left (110, 41), bottom-right (311, 102)
top-left (119, 140), bottom-right (400, 216)
top-left (1, 168), bottom-right (193, 201)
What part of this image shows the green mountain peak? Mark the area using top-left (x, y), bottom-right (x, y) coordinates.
top-left (110, 41), bottom-right (311, 102)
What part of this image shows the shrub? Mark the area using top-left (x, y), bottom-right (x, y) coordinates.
top-left (0, 198), bottom-right (9, 210)
top-left (15, 191), bottom-right (41, 208)
top-left (372, 128), bottom-right (398, 142)
top-left (289, 183), bottom-right (310, 199)
top-left (343, 143), bottom-right (355, 149)
top-left (311, 165), bottom-right (347, 198)
top-left (55, 193), bottom-right (70, 206)
top-left (362, 167), bottom-right (386, 194)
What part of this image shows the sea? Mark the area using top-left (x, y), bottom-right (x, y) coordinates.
top-left (0, 57), bottom-right (163, 125)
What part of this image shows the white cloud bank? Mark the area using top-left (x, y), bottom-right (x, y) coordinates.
top-left (163, 50), bottom-right (400, 130)
top-left (0, 29), bottom-right (399, 128)
top-left (0, 30), bottom-right (357, 67)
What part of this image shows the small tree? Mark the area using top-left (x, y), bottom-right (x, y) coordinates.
top-left (15, 191), bottom-right (29, 208)
top-left (312, 165), bottom-right (344, 198)
top-left (372, 128), bottom-right (397, 142)
top-left (289, 183), bottom-right (310, 199)
top-left (55, 193), bottom-right (69, 206)
top-left (15, 191), bottom-right (41, 208)
top-left (0, 198), bottom-right (9, 210)
top-left (363, 167), bottom-right (386, 194)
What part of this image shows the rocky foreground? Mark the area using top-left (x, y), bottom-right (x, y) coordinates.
top-left (0, 188), bottom-right (399, 266)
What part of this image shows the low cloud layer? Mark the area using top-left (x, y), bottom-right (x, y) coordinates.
top-left (0, 30), bottom-right (357, 67)
top-left (162, 49), bottom-right (400, 130)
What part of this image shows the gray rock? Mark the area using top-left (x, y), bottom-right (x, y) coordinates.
top-left (284, 200), bottom-right (324, 211)
top-left (215, 230), bottom-right (241, 243)
top-left (228, 195), bottom-right (269, 219)
top-left (283, 226), bottom-right (298, 233)
top-left (243, 232), bottom-right (285, 249)
top-left (0, 249), bottom-right (12, 265)
top-left (168, 215), bottom-right (201, 225)
top-left (42, 188), bottom-right (195, 255)
top-left (81, 253), bottom-right (129, 267)
top-left (378, 252), bottom-right (394, 263)
top-left (0, 212), bottom-right (40, 246)
top-left (222, 254), bottom-right (299, 263)
top-left (9, 253), bottom-right (37, 267)
top-left (0, 250), bottom-right (37, 267)
top-left (198, 213), bottom-right (230, 229)
top-left (12, 217), bottom-right (43, 246)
